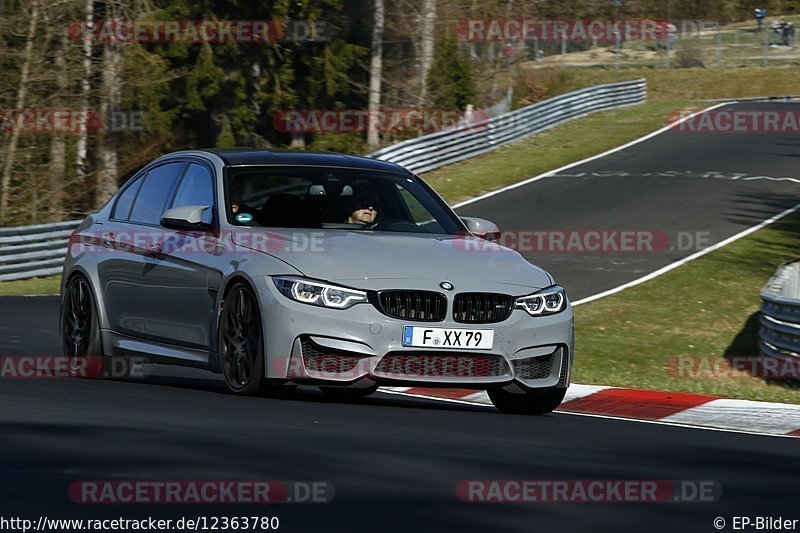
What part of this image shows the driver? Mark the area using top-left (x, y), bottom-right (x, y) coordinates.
top-left (229, 178), bottom-right (257, 224)
top-left (345, 189), bottom-right (380, 225)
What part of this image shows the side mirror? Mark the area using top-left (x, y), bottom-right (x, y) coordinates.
top-left (161, 205), bottom-right (212, 231)
top-left (461, 217), bottom-right (501, 241)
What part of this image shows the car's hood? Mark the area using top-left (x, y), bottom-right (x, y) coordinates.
top-left (233, 230), bottom-right (553, 293)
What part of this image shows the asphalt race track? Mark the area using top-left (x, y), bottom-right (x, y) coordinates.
top-left (457, 102), bottom-right (800, 301)
top-left (2, 102), bottom-right (800, 532)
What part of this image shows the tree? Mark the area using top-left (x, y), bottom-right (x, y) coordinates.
top-left (427, 37), bottom-right (475, 111)
top-left (417, 0), bottom-right (437, 106)
top-left (75, 0), bottom-right (93, 182)
top-left (0, 0), bottom-right (40, 223)
top-left (95, 0), bottom-right (122, 208)
top-left (47, 7), bottom-right (69, 220)
top-left (367, 0), bottom-right (384, 148)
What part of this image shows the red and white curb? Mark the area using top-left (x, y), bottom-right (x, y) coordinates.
top-left (380, 385), bottom-right (800, 437)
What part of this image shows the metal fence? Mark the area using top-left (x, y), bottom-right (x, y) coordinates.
top-left (760, 260), bottom-right (800, 360)
top-left (0, 79), bottom-right (647, 282)
top-left (368, 78), bottom-right (647, 174)
top-left (497, 21), bottom-right (800, 71)
top-left (0, 221), bottom-right (80, 282)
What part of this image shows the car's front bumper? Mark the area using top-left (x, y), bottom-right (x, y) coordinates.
top-left (254, 277), bottom-right (574, 391)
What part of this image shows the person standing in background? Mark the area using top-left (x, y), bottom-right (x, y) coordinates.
top-left (666, 22), bottom-right (677, 51)
top-left (755, 7), bottom-right (767, 31)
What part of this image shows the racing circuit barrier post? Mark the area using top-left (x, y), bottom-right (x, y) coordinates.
top-left (0, 79), bottom-right (647, 282)
top-left (368, 79), bottom-right (648, 174)
top-left (759, 260), bottom-right (800, 362)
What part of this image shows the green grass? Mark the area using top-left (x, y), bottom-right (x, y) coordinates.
top-left (543, 66), bottom-right (800, 102)
top-left (432, 65), bottom-right (800, 205)
top-left (574, 212), bottom-right (800, 405)
top-left (427, 100), bottom-right (683, 205)
top-left (0, 275), bottom-right (60, 296)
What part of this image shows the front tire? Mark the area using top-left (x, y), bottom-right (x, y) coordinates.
top-left (488, 387), bottom-right (567, 415)
top-left (219, 283), bottom-right (265, 396)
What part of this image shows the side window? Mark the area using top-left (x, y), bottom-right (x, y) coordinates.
top-left (129, 162), bottom-right (185, 225)
top-left (112, 174), bottom-right (145, 220)
top-left (170, 163), bottom-right (215, 224)
top-left (397, 185), bottom-right (434, 224)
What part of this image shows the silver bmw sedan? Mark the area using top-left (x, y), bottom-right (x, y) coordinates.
top-left (61, 149), bottom-right (574, 414)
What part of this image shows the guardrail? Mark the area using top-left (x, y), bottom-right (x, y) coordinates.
top-left (760, 260), bottom-right (800, 360)
top-left (0, 220), bottom-right (80, 282)
top-left (0, 80), bottom-right (647, 282)
top-left (368, 79), bottom-right (647, 174)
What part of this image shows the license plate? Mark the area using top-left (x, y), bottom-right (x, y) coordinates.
top-left (402, 326), bottom-right (494, 350)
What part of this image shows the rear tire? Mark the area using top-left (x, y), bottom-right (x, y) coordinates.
top-left (219, 283), bottom-right (265, 396)
top-left (60, 275), bottom-right (105, 378)
top-left (488, 387), bottom-right (567, 415)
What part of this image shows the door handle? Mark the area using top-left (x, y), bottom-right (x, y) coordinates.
top-left (146, 243), bottom-right (162, 257)
top-left (101, 233), bottom-right (114, 247)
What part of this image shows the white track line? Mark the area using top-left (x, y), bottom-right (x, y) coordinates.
top-left (451, 103), bottom-right (729, 210)
top-left (450, 100), bottom-right (800, 307)
top-left (572, 200), bottom-right (800, 306)
top-left (661, 399), bottom-right (800, 435)
top-left (379, 389), bottom-right (798, 438)
top-left (556, 410), bottom-right (799, 439)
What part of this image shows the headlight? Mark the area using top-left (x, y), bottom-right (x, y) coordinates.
top-left (273, 277), bottom-right (368, 309)
top-left (514, 286), bottom-right (567, 316)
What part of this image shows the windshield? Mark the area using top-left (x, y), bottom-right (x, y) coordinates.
top-left (225, 166), bottom-right (464, 235)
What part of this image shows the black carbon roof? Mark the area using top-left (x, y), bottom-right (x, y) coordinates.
top-left (201, 148), bottom-right (410, 173)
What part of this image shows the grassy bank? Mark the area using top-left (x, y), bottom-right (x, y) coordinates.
top-left (573, 212), bottom-right (800, 404)
top-left (0, 276), bottom-right (61, 296)
top-left (426, 100), bottom-right (683, 205)
top-left (528, 66), bottom-right (800, 102)
top-left (429, 65), bottom-right (800, 205)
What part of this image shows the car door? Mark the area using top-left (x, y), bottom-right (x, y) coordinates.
top-left (100, 160), bottom-right (202, 351)
top-left (97, 169), bottom-right (147, 339)
top-left (133, 161), bottom-right (218, 352)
